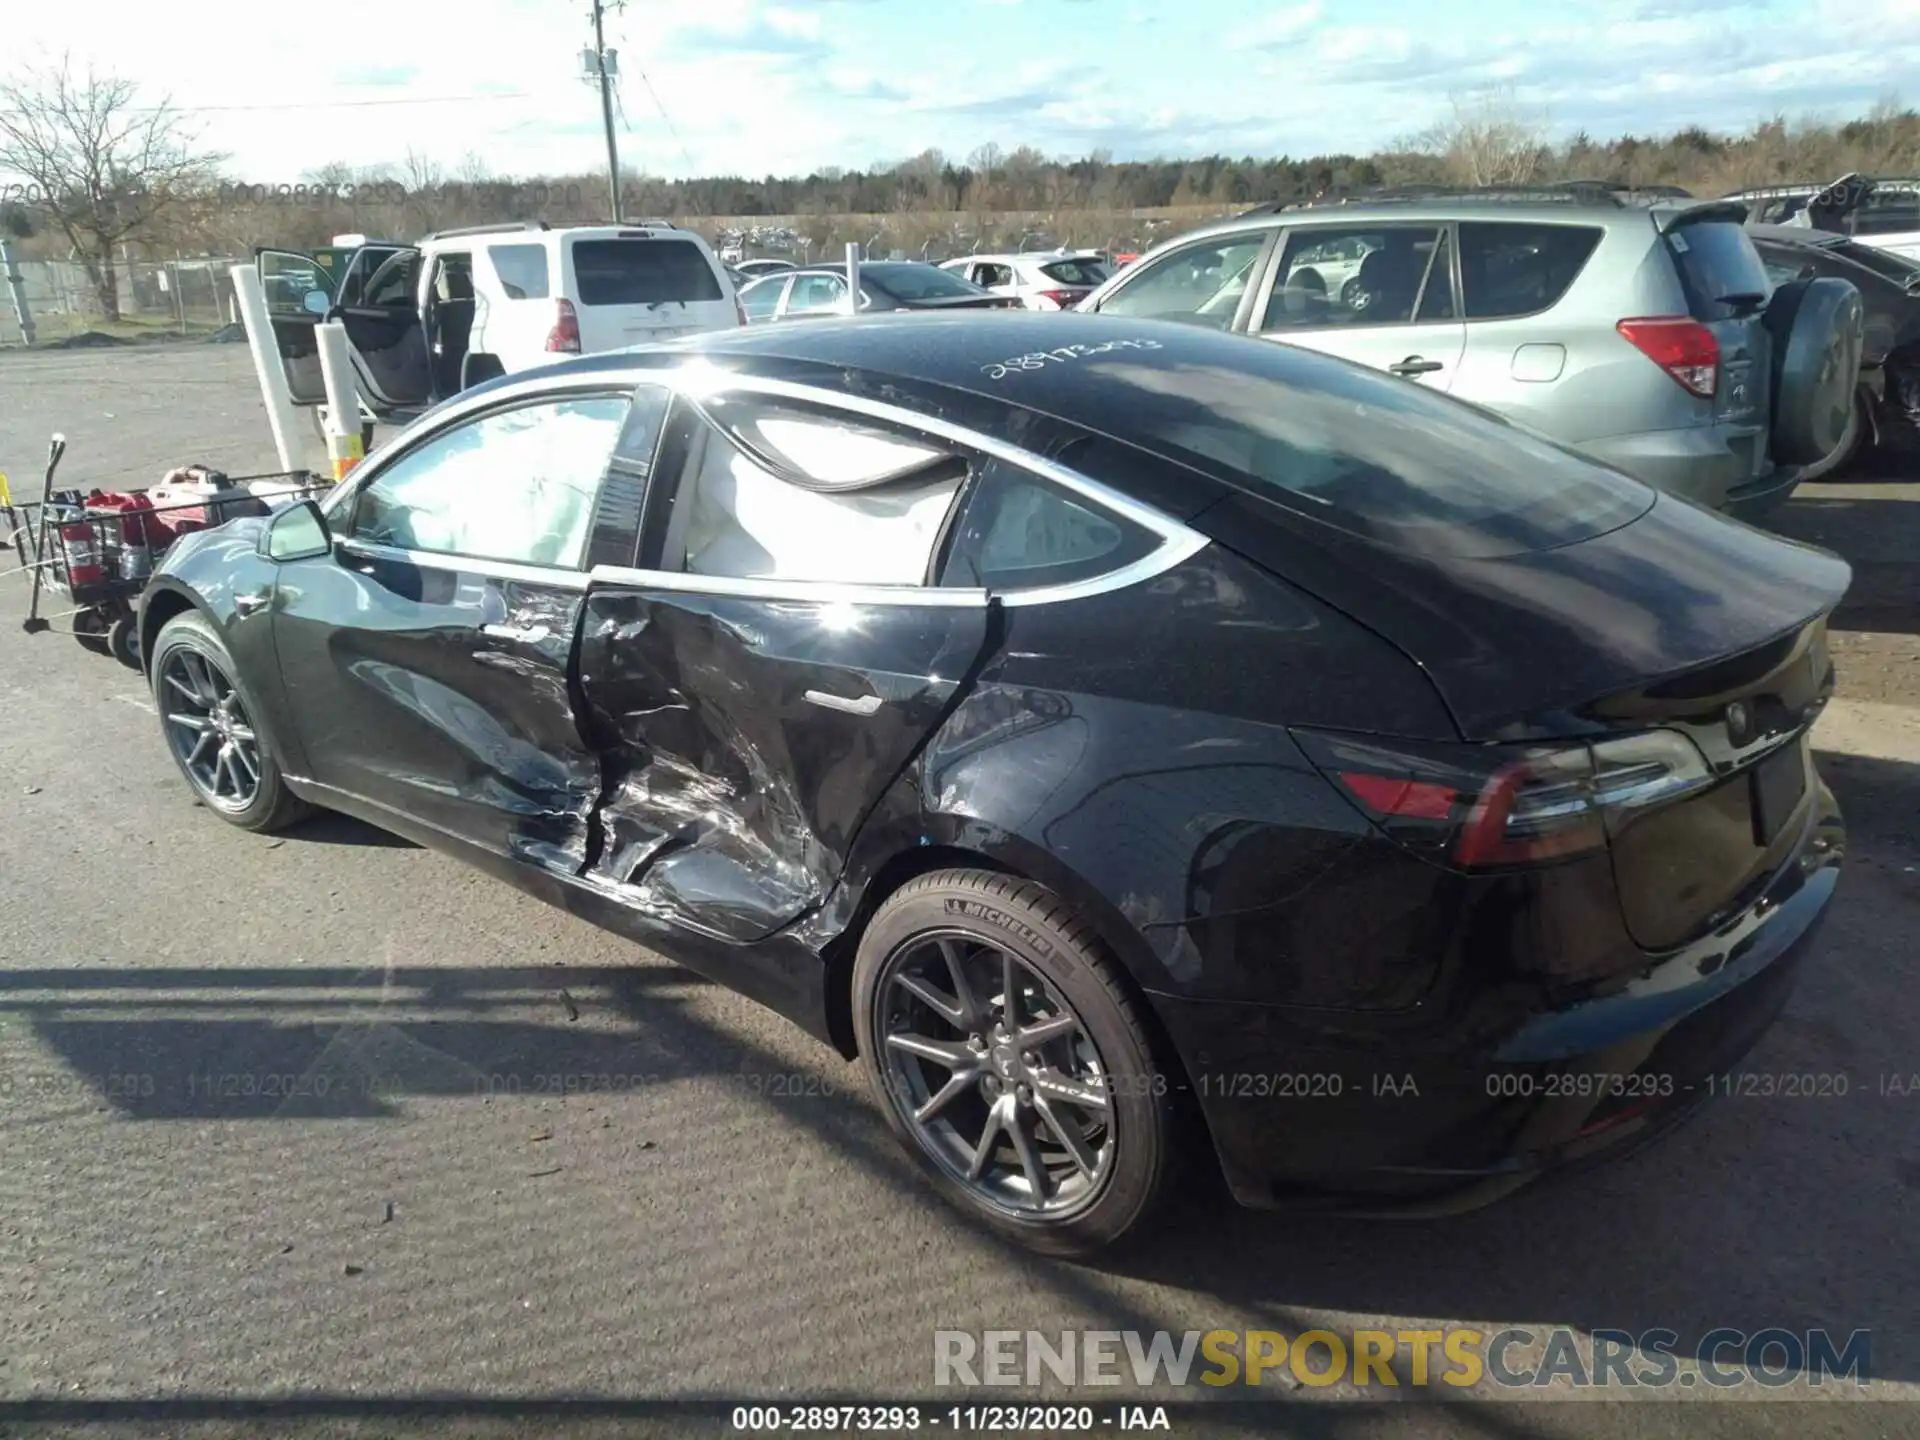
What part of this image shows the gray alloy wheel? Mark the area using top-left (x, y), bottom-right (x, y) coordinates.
top-left (874, 928), bottom-right (1116, 1220)
top-left (159, 645), bottom-right (264, 814)
top-left (150, 611), bottom-right (310, 833)
top-left (852, 870), bottom-right (1178, 1256)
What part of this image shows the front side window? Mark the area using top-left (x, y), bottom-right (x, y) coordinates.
top-left (658, 401), bottom-right (964, 585)
top-left (786, 274), bottom-right (848, 314)
top-left (351, 395), bottom-right (629, 567)
top-left (1098, 234), bottom-right (1267, 329)
top-left (362, 250), bottom-right (420, 309)
top-left (1261, 225), bottom-right (1447, 331)
top-left (739, 275), bottom-right (785, 321)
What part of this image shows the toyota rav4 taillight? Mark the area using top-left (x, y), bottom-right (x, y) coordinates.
top-left (1616, 317), bottom-right (1719, 398)
top-left (1293, 728), bottom-right (1716, 870)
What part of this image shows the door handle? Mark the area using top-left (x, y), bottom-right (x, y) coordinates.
top-left (482, 622), bottom-right (551, 645)
top-left (804, 689), bottom-right (882, 716)
top-left (1389, 356), bottom-right (1445, 376)
top-left (233, 591), bottom-right (271, 616)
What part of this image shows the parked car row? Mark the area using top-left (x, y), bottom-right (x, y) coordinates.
top-left (255, 183), bottom-right (1890, 506)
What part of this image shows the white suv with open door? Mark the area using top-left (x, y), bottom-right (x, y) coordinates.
top-left (258, 221), bottom-right (741, 427)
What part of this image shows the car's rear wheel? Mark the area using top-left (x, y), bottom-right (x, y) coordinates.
top-left (150, 611), bottom-right (309, 833)
top-left (852, 869), bottom-right (1178, 1256)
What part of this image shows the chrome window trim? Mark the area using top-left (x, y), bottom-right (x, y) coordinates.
top-left (337, 362), bottom-right (1211, 610)
top-left (669, 372), bottom-right (1194, 543)
top-left (587, 565), bottom-right (989, 608)
top-left (336, 537), bottom-right (591, 592)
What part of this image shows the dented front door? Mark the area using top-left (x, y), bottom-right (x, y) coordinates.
top-left (574, 582), bottom-right (994, 942)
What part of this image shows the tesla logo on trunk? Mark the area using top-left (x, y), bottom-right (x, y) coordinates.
top-left (1727, 701), bottom-right (1754, 746)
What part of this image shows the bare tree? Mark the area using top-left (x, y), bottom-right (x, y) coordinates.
top-left (0, 56), bottom-right (223, 320)
top-left (1419, 84), bottom-right (1552, 187)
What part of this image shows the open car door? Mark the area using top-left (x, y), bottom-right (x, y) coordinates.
top-left (332, 246), bottom-right (432, 415)
top-left (254, 247), bottom-right (334, 405)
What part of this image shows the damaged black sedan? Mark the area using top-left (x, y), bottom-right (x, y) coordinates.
top-left (140, 313), bottom-right (1847, 1256)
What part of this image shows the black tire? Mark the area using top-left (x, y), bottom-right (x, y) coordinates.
top-left (107, 613), bottom-right (140, 670)
top-left (460, 352), bottom-right (506, 391)
top-left (1765, 276), bottom-right (1866, 466)
top-left (1798, 387), bottom-right (1870, 483)
top-left (852, 869), bottom-right (1178, 1257)
top-left (149, 610), bottom-right (309, 833)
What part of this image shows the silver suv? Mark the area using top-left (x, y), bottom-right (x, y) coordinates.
top-left (1076, 187), bottom-right (1865, 518)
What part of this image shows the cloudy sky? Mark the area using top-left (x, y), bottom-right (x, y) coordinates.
top-left (7, 0), bottom-right (1920, 182)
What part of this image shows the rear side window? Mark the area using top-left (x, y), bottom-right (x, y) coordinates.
top-left (938, 463), bottom-right (1157, 591)
top-left (489, 244), bottom-right (550, 300)
top-left (1665, 220), bottom-right (1772, 321)
top-left (571, 239), bottom-right (723, 306)
top-left (1457, 222), bottom-right (1603, 319)
top-left (660, 401), bottom-right (964, 585)
top-left (1038, 259), bottom-right (1107, 286)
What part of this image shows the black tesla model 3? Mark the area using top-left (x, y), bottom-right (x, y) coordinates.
top-left (140, 313), bottom-right (1848, 1255)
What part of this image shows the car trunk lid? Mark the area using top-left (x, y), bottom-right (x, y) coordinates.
top-left (1654, 208), bottom-right (1774, 478)
top-left (1201, 488), bottom-right (1847, 947)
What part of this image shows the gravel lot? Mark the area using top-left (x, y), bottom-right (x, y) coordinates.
top-left (0, 345), bottom-right (1916, 1438)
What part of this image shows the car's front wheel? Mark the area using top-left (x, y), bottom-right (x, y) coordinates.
top-left (150, 611), bottom-right (309, 833)
top-left (852, 869), bottom-right (1179, 1256)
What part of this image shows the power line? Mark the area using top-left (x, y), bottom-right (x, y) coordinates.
top-left (1, 92), bottom-right (538, 117)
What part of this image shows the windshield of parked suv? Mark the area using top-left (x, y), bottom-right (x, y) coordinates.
top-left (1047, 331), bottom-right (1655, 558)
top-left (571, 239), bottom-right (724, 306)
top-left (863, 263), bottom-right (988, 300)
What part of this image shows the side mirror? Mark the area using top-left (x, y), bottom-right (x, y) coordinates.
top-left (302, 289), bottom-right (330, 317)
top-left (260, 498), bottom-right (331, 561)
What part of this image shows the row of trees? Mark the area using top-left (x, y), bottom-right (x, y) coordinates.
top-left (6, 54), bottom-right (1920, 321)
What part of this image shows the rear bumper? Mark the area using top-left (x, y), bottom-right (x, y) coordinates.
top-left (1151, 780), bottom-right (1845, 1214)
top-left (1577, 426), bottom-right (1786, 514)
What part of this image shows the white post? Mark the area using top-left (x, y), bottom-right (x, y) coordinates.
top-left (315, 321), bottom-right (365, 482)
top-left (230, 263), bottom-right (301, 473)
top-left (844, 241), bottom-right (861, 316)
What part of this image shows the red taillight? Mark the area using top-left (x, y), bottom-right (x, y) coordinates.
top-left (1616, 317), bottom-right (1718, 399)
top-left (545, 298), bottom-right (582, 354)
top-left (1036, 289), bottom-right (1081, 310)
top-left (1299, 729), bottom-right (1715, 872)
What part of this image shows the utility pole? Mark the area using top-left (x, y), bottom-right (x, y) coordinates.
top-left (589, 0), bottom-right (624, 221)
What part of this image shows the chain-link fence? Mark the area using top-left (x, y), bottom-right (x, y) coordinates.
top-left (0, 257), bottom-right (246, 348)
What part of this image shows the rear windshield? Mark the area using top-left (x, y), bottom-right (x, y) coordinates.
top-left (1039, 259), bottom-right (1108, 286)
top-left (1665, 220), bottom-right (1773, 320)
top-left (570, 239), bottom-right (723, 306)
top-left (864, 264), bottom-right (985, 301)
top-left (1043, 334), bottom-right (1653, 558)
